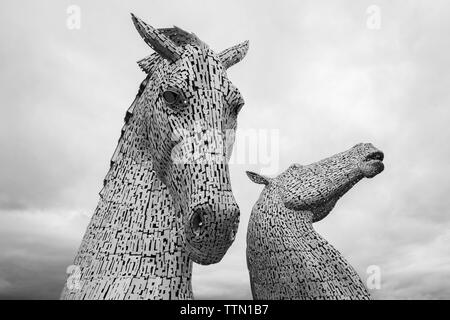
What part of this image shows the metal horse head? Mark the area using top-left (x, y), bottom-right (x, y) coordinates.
top-left (247, 143), bottom-right (384, 222)
top-left (131, 14), bottom-right (249, 264)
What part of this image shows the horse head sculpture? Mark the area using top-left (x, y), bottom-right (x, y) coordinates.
top-left (246, 143), bottom-right (384, 299)
top-left (61, 14), bottom-right (249, 300)
top-left (131, 14), bottom-right (248, 264)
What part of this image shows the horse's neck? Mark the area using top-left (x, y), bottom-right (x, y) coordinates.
top-left (254, 187), bottom-right (314, 236)
top-left (249, 189), bottom-right (370, 299)
top-left (62, 96), bottom-right (193, 300)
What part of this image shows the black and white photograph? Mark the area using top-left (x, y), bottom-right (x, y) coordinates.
top-left (0, 0), bottom-right (449, 309)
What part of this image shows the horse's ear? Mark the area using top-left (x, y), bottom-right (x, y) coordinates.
top-left (131, 13), bottom-right (183, 62)
top-left (218, 40), bottom-right (249, 69)
top-left (246, 171), bottom-right (270, 185)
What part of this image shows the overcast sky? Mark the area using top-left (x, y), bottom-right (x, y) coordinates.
top-left (1, 0), bottom-right (450, 299)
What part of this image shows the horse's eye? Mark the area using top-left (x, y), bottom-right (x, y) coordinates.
top-left (233, 96), bottom-right (245, 114)
top-left (162, 90), bottom-right (179, 105)
top-left (235, 100), bottom-right (244, 114)
top-left (162, 88), bottom-right (188, 108)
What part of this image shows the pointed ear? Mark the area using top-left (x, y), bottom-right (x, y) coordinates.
top-left (218, 40), bottom-right (249, 69)
top-left (131, 13), bottom-right (183, 62)
top-left (246, 171), bottom-right (270, 185)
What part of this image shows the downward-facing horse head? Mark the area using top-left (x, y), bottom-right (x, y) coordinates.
top-left (246, 143), bottom-right (384, 300)
top-left (130, 14), bottom-right (248, 264)
top-left (61, 14), bottom-right (248, 300)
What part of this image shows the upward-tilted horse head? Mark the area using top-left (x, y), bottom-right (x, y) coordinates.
top-left (131, 14), bottom-right (248, 265)
top-left (245, 143), bottom-right (384, 299)
top-left (247, 143), bottom-right (385, 223)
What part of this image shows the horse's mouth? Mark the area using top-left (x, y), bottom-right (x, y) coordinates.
top-left (185, 241), bottom-right (229, 265)
top-left (364, 151), bottom-right (384, 162)
top-left (360, 150), bottom-right (385, 178)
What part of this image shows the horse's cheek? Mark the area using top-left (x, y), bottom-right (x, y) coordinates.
top-left (279, 189), bottom-right (294, 209)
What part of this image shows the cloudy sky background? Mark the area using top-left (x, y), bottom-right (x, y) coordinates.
top-left (1, 0), bottom-right (450, 299)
